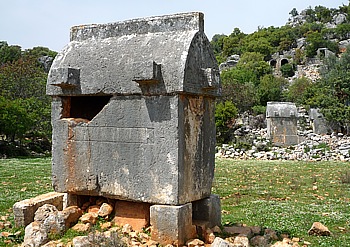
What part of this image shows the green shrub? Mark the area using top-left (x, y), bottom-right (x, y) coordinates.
top-left (280, 63), bottom-right (295, 78)
top-left (215, 101), bottom-right (238, 144)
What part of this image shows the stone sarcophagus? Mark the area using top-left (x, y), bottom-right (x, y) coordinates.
top-left (266, 102), bottom-right (299, 146)
top-left (47, 12), bottom-right (221, 245)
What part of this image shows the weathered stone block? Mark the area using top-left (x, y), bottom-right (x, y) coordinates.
top-left (192, 194), bottom-right (221, 228)
top-left (309, 108), bottom-right (331, 135)
top-left (13, 192), bottom-right (66, 227)
top-left (150, 203), bottom-right (196, 246)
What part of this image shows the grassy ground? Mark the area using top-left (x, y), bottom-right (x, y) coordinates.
top-left (0, 158), bottom-right (349, 246)
top-left (0, 157), bottom-right (52, 246)
top-left (213, 159), bottom-right (350, 246)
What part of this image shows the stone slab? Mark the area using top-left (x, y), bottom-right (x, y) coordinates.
top-left (13, 192), bottom-right (66, 227)
top-left (112, 200), bottom-right (150, 231)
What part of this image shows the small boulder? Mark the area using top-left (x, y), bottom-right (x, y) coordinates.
top-left (34, 204), bottom-right (58, 223)
top-left (98, 203), bottom-right (114, 217)
top-left (233, 236), bottom-right (250, 247)
top-left (250, 235), bottom-right (269, 246)
top-left (73, 236), bottom-right (93, 247)
top-left (186, 238), bottom-right (205, 247)
top-left (224, 226), bottom-right (253, 238)
top-left (61, 206), bottom-right (83, 228)
top-left (211, 237), bottom-right (234, 247)
top-left (87, 205), bottom-right (100, 214)
top-left (122, 223), bottom-right (133, 234)
top-left (308, 222), bottom-right (331, 236)
top-left (80, 212), bottom-right (98, 225)
top-left (72, 223), bottom-right (91, 232)
top-left (23, 221), bottom-right (49, 247)
top-left (264, 228), bottom-right (279, 241)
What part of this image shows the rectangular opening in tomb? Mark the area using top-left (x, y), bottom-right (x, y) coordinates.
top-left (61, 95), bottom-right (112, 121)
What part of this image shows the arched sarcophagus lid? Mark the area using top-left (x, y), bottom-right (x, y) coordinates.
top-left (47, 12), bottom-right (221, 97)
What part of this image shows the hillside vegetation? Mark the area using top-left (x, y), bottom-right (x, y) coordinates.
top-left (212, 3), bottom-right (350, 143)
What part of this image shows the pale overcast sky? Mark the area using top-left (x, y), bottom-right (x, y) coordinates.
top-left (0, 0), bottom-right (347, 51)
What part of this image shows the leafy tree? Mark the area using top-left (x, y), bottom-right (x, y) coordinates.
top-left (0, 57), bottom-right (47, 100)
top-left (305, 47), bottom-right (350, 132)
top-left (236, 52), bottom-right (271, 81)
top-left (0, 43), bottom-right (22, 64)
top-left (305, 6), bottom-right (317, 23)
top-left (283, 77), bottom-right (312, 104)
top-left (215, 101), bottom-right (238, 144)
top-left (221, 66), bottom-right (258, 85)
top-left (23, 46), bottom-right (57, 59)
top-left (334, 23), bottom-right (350, 40)
top-left (0, 55), bottom-right (51, 143)
top-left (220, 64), bottom-right (259, 112)
top-left (0, 97), bottom-right (34, 142)
top-left (0, 41), bottom-right (7, 49)
top-left (257, 74), bottom-right (288, 106)
top-left (305, 31), bottom-right (339, 57)
top-left (240, 34), bottom-right (274, 60)
top-left (314, 5), bottom-right (332, 23)
top-left (289, 8), bottom-right (299, 17)
top-left (211, 34), bottom-right (227, 63)
top-left (222, 28), bottom-right (246, 57)
top-left (280, 63), bottom-right (295, 78)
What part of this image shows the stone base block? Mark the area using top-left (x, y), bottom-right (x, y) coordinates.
top-left (112, 200), bottom-right (150, 231)
top-left (13, 192), bottom-right (66, 227)
top-left (150, 203), bottom-right (196, 246)
top-left (192, 194), bottom-right (221, 228)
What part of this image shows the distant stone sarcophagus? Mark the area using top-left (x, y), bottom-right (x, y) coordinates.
top-left (46, 13), bottom-right (221, 206)
top-left (266, 102), bottom-right (299, 146)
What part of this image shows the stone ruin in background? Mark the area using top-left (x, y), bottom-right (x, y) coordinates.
top-left (39, 12), bottom-right (221, 245)
top-left (266, 102), bottom-right (336, 147)
top-left (266, 102), bottom-right (300, 146)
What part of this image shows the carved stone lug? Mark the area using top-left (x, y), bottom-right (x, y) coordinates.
top-left (133, 61), bottom-right (162, 84)
top-left (49, 67), bottom-right (80, 88)
top-left (202, 68), bottom-right (220, 89)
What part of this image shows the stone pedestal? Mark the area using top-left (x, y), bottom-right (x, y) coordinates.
top-left (193, 194), bottom-right (221, 228)
top-left (150, 203), bottom-right (196, 246)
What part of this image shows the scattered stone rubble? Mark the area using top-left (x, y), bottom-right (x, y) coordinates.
top-left (217, 129), bottom-right (350, 161)
top-left (15, 201), bottom-right (323, 247)
top-left (217, 107), bottom-right (350, 162)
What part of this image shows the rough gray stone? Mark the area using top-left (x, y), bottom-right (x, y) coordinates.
top-left (23, 221), bottom-right (49, 247)
top-left (34, 204), bottom-right (66, 235)
top-left (13, 192), bottom-right (65, 227)
top-left (211, 237), bottom-right (234, 247)
top-left (150, 203), bottom-right (196, 246)
top-left (334, 13), bottom-right (347, 25)
top-left (34, 204), bottom-right (58, 224)
top-left (233, 235), bottom-right (250, 247)
top-left (72, 236), bottom-right (93, 247)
